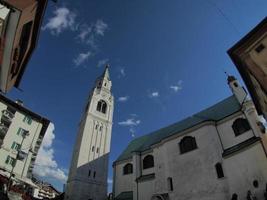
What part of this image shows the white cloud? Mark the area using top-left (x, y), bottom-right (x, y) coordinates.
top-left (120, 68), bottom-right (126, 77)
top-left (43, 7), bottom-right (76, 35)
top-left (118, 118), bottom-right (141, 126)
top-left (97, 59), bottom-right (109, 68)
top-left (33, 123), bottom-right (67, 183)
top-left (95, 20), bottom-right (108, 36)
top-left (119, 115), bottom-right (141, 137)
top-left (130, 128), bottom-right (135, 138)
top-left (150, 92), bottom-right (159, 97)
top-left (76, 20), bottom-right (108, 48)
top-left (73, 51), bottom-right (92, 66)
top-left (118, 96), bottom-right (129, 102)
top-left (77, 24), bottom-right (92, 42)
top-left (170, 80), bottom-right (183, 92)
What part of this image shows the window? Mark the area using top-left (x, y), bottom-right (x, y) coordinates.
top-left (255, 43), bottom-right (265, 53)
top-left (167, 177), bottom-right (173, 191)
top-left (253, 180), bottom-right (259, 188)
top-left (215, 163), bottom-right (224, 178)
top-left (232, 118), bottom-right (251, 136)
top-left (5, 156), bottom-right (16, 167)
top-left (123, 163), bottom-right (133, 175)
top-left (92, 146), bottom-right (95, 152)
top-left (96, 148), bottom-right (99, 153)
top-left (143, 155), bottom-right (154, 169)
top-left (93, 171), bottom-right (96, 178)
top-left (17, 128), bottom-right (27, 136)
top-left (88, 170), bottom-right (91, 177)
top-left (233, 82), bottom-right (238, 87)
top-left (179, 136), bottom-right (197, 154)
top-left (95, 124), bottom-right (98, 130)
top-left (7, 106), bottom-right (16, 115)
top-left (23, 116), bottom-right (32, 125)
top-left (96, 100), bottom-right (107, 114)
top-left (11, 142), bottom-right (21, 151)
top-left (231, 193), bottom-right (238, 200)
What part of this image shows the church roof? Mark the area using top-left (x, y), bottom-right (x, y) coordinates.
top-left (115, 95), bottom-right (241, 163)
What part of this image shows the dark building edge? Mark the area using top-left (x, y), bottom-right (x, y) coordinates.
top-left (227, 17), bottom-right (267, 116)
top-left (14, 0), bottom-right (48, 88)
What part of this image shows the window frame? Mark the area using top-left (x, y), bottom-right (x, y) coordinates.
top-left (23, 116), bottom-right (32, 125)
top-left (215, 162), bottom-right (224, 179)
top-left (143, 155), bottom-right (154, 169)
top-left (123, 163), bottom-right (133, 175)
top-left (11, 142), bottom-right (21, 151)
top-left (179, 136), bottom-right (198, 154)
top-left (96, 100), bottom-right (107, 114)
top-left (167, 177), bottom-right (174, 191)
top-left (232, 118), bottom-right (251, 136)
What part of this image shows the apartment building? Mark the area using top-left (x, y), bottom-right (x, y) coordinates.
top-left (0, 94), bottom-right (49, 183)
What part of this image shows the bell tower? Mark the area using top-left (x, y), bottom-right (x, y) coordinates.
top-left (65, 66), bottom-right (114, 200)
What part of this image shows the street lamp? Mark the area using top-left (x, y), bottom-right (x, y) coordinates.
top-left (7, 130), bottom-right (29, 191)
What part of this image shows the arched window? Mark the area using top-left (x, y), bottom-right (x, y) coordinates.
top-left (215, 163), bottom-right (224, 178)
top-left (167, 177), bottom-right (173, 191)
top-left (102, 102), bottom-right (107, 113)
top-left (179, 136), bottom-right (197, 154)
top-left (123, 163), bottom-right (133, 175)
top-left (96, 100), bottom-right (107, 114)
top-left (143, 155), bottom-right (154, 169)
top-left (232, 118), bottom-right (251, 136)
top-left (97, 101), bottom-right (102, 112)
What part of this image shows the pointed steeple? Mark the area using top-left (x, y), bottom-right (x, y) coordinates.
top-left (102, 65), bottom-right (110, 80)
top-left (95, 64), bottom-right (112, 91)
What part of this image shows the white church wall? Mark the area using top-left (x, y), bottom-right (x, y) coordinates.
top-left (114, 160), bottom-right (134, 196)
top-left (138, 179), bottom-right (155, 200)
top-left (217, 113), bottom-right (255, 149)
top-left (153, 144), bottom-right (169, 193)
top-left (163, 125), bottom-right (228, 200)
top-left (223, 142), bottom-right (267, 199)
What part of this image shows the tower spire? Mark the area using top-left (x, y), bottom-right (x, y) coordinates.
top-left (102, 64), bottom-right (110, 80)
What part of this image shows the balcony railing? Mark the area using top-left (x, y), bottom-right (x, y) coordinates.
top-left (1, 110), bottom-right (14, 123)
top-left (0, 123), bottom-right (8, 138)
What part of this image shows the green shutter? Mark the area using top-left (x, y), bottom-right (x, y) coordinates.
top-left (28, 118), bottom-right (32, 125)
top-left (5, 156), bottom-right (9, 164)
top-left (11, 158), bottom-right (16, 167)
top-left (11, 142), bottom-right (15, 149)
top-left (17, 128), bottom-right (21, 135)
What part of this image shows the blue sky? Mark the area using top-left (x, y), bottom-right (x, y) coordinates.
top-left (6, 0), bottom-right (267, 192)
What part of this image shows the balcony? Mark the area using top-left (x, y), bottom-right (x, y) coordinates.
top-left (0, 123), bottom-right (8, 139)
top-left (1, 110), bottom-right (14, 123)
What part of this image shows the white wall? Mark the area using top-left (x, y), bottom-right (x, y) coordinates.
top-left (114, 160), bottom-right (134, 196)
top-left (0, 101), bottom-right (44, 178)
top-left (217, 113), bottom-right (255, 149)
top-left (224, 142), bottom-right (267, 199)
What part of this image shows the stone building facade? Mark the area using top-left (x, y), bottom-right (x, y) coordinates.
top-left (113, 77), bottom-right (267, 200)
top-left (65, 66), bottom-right (114, 200)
